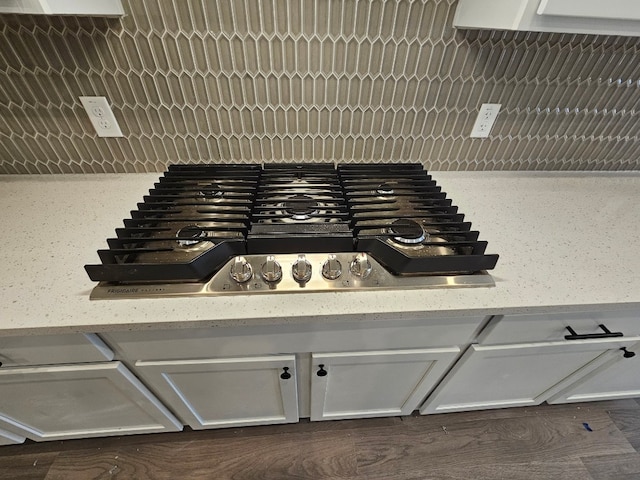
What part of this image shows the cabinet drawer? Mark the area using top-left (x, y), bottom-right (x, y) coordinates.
top-left (103, 316), bottom-right (486, 361)
top-left (0, 334), bottom-right (113, 367)
top-left (479, 310), bottom-right (640, 345)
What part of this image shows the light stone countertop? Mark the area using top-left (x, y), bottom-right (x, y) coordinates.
top-left (1, 170), bottom-right (639, 336)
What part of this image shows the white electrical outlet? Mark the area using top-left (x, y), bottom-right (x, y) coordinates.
top-left (79, 96), bottom-right (123, 138)
top-left (470, 103), bottom-right (501, 138)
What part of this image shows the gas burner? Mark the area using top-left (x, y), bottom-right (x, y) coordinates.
top-left (176, 225), bottom-right (209, 247)
top-left (197, 182), bottom-right (224, 199)
top-left (258, 194), bottom-right (341, 224)
top-left (284, 194), bottom-right (319, 220)
top-left (375, 183), bottom-right (395, 195)
top-left (388, 219), bottom-right (427, 245)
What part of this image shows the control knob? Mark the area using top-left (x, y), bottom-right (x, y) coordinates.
top-left (261, 256), bottom-right (282, 283)
top-left (322, 254), bottom-right (342, 280)
top-left (292, 255), bottom-right (312, 283)
top-left (229, 256), bottom-right (253, 283)
top-left (350, 253), bottom-right (372, 278)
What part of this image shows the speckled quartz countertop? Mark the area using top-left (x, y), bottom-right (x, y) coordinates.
top-left (1, 171), bottom-right (639, 335)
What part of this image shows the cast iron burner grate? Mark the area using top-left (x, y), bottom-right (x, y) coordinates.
top-left (247, 164), bottom-right (353, 254)
top-left (338, 163), bottom-right (499, 275)
top-left (84, 164), bottom-right (261, 282)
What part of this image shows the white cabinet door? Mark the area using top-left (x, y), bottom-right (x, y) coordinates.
top-left (0, 0), bottom-right (124, 16)
top-left (311, 348), bottom-right (459, 421)
top-left (420, 338), bottom-right (640, 414)
top-left (454, 0), bottom-right (640, 37)
top-left (0, 427), bottom-right (24, 446)
top-left (0, 362), bottom-right (182, 441)
top-left (548, 343), bottom-right (640, 404)
top-left (537, 0), bottom-right (640, 21)
top-left (136, 356), bottom-right (299, 429)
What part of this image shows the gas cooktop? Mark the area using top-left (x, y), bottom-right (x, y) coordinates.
top-left (85, 163), bottom-right (499, 299)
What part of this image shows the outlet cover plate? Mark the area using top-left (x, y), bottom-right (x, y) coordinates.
top-left (79, 96), bottom-right (123, 138)
top-left (470, 103), bottom-right (501, 138)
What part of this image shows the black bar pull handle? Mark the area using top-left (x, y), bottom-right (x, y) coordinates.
top-left (564, 324), bottom-right (624, 341)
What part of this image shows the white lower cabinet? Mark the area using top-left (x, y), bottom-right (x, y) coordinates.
top-left (135, 355), bottom-right (299, 429)
top-left (311, 348), bottom-right (459, 421)
top-left (420, 337), bottom-right (640, 414)
top-left (0, 362), bottom-right (182, 441)
top-left (548, 342), bottom-right (640, 404)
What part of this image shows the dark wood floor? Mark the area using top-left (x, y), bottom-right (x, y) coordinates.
top-left (1, 399), bottom-right (639, 480)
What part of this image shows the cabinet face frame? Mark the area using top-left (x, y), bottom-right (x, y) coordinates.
top-left (0, 362), bottom-right (182, 441)
top-left (135, 355), bottom-right (299, 429)
top-left (420, 337), bottom-right (640, 415)
top-left (311, 348), bottom-right (460, 421)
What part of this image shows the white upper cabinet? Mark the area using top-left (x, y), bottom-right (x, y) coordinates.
top-left (454, 0), bottom-right (640, 37)
top-left (536, 0), bottom-right (640, 21)
top-left (0, 0), bottom-right (124, 16)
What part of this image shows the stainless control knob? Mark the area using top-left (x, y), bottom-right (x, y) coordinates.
top-left (350, 253), bottom-right (372, 279)
top-left (261, 255), bottom-right (282, 283)
top-left (229, 256), bottom-right (253, 283)
top-left (292, 255), bottom-right (312, 283)
top-left (322, 255), bottom-right (342, 280)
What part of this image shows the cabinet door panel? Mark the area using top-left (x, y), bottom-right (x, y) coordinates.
top-left (136, 356), bottom-right (298, 429)
top-left (0, 427), bottom-right (24, 446)
top-left (420, 339), bottom-right (637, 414)
top-left (0, 362), bottom-right (182, 441)
top-left (549, 342), bottom-right (640, 403)
top-left (311, 348), bottom-right (459, 421)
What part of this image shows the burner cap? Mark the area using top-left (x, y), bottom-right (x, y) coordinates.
top-left (176, 225), bottom-right (208, 247)
top-left (376, 183), bottom-right (395, 195)
top-left (285, 194), bottom-right (319, 220)
top-left (198, 182), bottom-right (223, 199)
top-left (389, 219), bottom-right (426, 244)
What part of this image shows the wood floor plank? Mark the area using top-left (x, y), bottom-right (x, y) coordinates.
top-left (44, 431), bottom-right (358, 480)
top-left (3, 401), bottom-right (640, 479)
top-left (343, 460), bottom-right (595, 480)
top-left (0, 452), bottom-right (58, 480)
top-left (581, 453), bottom-right (640, 480)
top-left (43, 448), bottom-right (130, 480)
top-left (606, 406), bottom-right (640, 451)
top-left (354, 406), bottom-right (634, 477)
top-left (402, 400), bottom-right (639, 430)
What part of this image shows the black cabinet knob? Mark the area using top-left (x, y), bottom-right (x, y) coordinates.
top-left (317, 364), bottom-right (328, 377)
top-left (280, 367), bottom-right (291, 380)
top-left (621, 347), bottom-right (636, 359)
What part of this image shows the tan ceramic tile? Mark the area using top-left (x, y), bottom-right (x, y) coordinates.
top-left (1, 0), bottom-right (640, 173)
